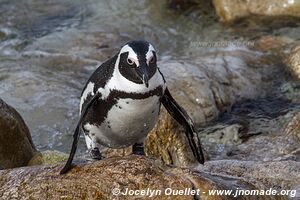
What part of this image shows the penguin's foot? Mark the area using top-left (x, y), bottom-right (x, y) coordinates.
top-left (89, 147), bottom-right (102, 160)
top-left (132, 143), bottom-right (145, 155)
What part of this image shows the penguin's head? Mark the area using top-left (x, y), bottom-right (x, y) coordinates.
top-left (117, 40), bottom-right (157, 88)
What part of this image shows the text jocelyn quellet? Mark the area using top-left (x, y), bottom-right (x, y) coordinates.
top-left (121, 188), bottom-right (201, 197)
top-left (115, 188), bottom-right (297, 198)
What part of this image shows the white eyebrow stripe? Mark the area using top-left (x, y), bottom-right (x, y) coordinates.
top-left (146, 44), bottom-right (155, 63)
top-left (119, 44), bottom-right (139, 66)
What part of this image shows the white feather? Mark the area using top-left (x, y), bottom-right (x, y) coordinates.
top-left (120, 44), bottom-right (139, 66)
top-left (146, 44), bottom-right (155, 64)
top-left (80, 82), bottom-right (95, 113)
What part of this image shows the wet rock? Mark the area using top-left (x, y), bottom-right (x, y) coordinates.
top-left (212, 0), bottom-right (300, 24)
top-left (202, 160), bottom-right (300, 199)
top-left (171, 167), bottom-right (269, 200)
top-left (280, 81), bottom-right (300, 103)
top-left (254, 36), bottom-right (293, 53)
top-left (0, 155), bottom-right (278, 200)
top-left (101, 146), bottom-right (132, 158)
top-left (27, 150), bottom-right (69, 166)
top-left (200, 123), bottom-right (246, 146)
top-left (284, 111), bottom-right (300, 141)
top-left (145, 108), bottom-right (201, 167)
top-left (0, 98), bottom-right (36, 169)
top-left (22, 28), bottom-right (129, 71)
top-left (145, 49), bottom-right (280, 165)
top-left (166, 0), bottom-right (196, 10)
top-left (201, 98), bottom-right (300, 162)
top-left (159, 50), bottom-right (279, 124)
top-left (285, 42), bottom-right (300, 80)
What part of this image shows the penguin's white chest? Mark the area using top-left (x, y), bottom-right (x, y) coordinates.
top-left (86, 95), bottom-right (161, 148)
top-left (108, 96), bottom-right (160, 134)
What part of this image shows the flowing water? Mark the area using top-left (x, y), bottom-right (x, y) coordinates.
top-left (1, 0), bottom-right (300, 154)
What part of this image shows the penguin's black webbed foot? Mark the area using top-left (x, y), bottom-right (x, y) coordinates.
top-left (89, 147), bottom-right (102, 160)
top-left (132, 143), bottom-right (145, 155)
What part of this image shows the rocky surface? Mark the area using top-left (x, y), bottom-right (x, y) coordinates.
top-left (158, 49), bottom-right (281, 125)
top-left (201, 160), bottom-right (299, 199)
top-left (0, 98), bottom-right (36, 169)
top-left (254, 36), bottom-right (293, 54)
top-left (145, 48), bottom-right (283, 166)
top-left (285, 111), bottom-right (300, 141)
top-left (212, 0), bottom-right (300, 24)
top-left (280, 81), bottom-right (300, 102)
top-left (199, 98), bottom-right (300, 161)
top-left (27, 150), bottom-right (69, 166)
top-left (1, 155), bottom-right (295, 200)
top-left (145, 107), bottom-right (201, 167)
top-left (284, 42), bottom-right (300, 80)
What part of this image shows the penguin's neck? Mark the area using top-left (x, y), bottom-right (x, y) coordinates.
top-left (97, 66), bottom-right (163, 100)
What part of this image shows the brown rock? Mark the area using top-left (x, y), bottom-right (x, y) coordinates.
top-left (0, 156), bottom-right (192, 200)
top-left (102, 146), bottom-right (133, 158)
top-left (27, 150), bottom-right (69, 166)
top-left (284, 112), bottom-right (300, 141)
top-left (202, 160), bottom-right (299, 199)
top-left (0, 155), bottom-right (281, 200)
top-left (145, 108), bottom-right (201, 167)
top-left (254, 36), bottom-right (292, 53)
top-left (212, 0), bottom-right (300, 23)
top-left (0, 98), bottom-right (36, 169)
top-left (285, 42), bottom-right (300, 80)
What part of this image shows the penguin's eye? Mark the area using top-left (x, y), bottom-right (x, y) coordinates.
top-left (149, 56), bottom-right (155, 64)
top-left (127, 58), bottom-right (134, 65)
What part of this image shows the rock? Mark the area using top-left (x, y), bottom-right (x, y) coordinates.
top-left (212, 0), bottom-right (300, 24)
top-left (199, 93), bottom-right (300, 161)
top-left (0, 98), bottom-right (36, 169)
top-left (202, 160), bottom-right (300, 199)
top-left (0, 155), bottom-right (282, 200)
top-left (284, 112), bottom-right (300, 141)
top-left (200, 98), bottom-right (300, 162)
top-left (254, 36), bottom-right (293, 53)
top-left (285, 42), bottom-right (300, 80)
top-left (145, 48), bottom-right (280, 165)
top-left (101, 146), bottom-right (133, 158)
top-left (280, 81), bottom-right (300, 102)
top-left (166, 0), bottom-right (196, 10)
top-left (22, 28), bottom-right (130, 71)
top-left (27, 150), bottom-right (69, 166)
top-left (200, 123), bottom-right (246, 146)
top-left (145, 108), bottom-right (202, 167)
top-left (159, 50), bottom-right (278, 125)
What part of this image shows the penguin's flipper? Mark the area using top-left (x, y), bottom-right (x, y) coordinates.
top-left (162, 87), bottom-right (205, 164)
top-left (60, 93), bottom-right (101, 174)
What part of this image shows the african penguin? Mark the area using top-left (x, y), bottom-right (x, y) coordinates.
top-left (60, 40), bottom-right (204, 174)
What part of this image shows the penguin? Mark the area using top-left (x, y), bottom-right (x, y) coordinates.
top-left (60, 40), bottom-right (204, 174)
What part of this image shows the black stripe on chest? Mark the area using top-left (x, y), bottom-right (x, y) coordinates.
top-left (82, 86), bottom-right (164, 131)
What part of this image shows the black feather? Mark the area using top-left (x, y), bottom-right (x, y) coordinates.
top-left (60, 93), bottom-right (102, 174)
top-left (162, 87), bottom-right (205, 164)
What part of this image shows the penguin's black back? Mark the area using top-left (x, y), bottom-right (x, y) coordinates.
top-left (80, 55), bottom-right (117, 110)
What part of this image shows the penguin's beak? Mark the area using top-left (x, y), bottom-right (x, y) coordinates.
top-left (136, 63), bottom-right (149, 88)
